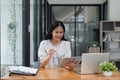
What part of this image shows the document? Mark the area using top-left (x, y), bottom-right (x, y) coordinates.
top-left (9, 66), bottom-right (38, 75)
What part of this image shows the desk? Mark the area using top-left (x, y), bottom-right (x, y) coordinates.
top-left (1, 68), bottom-right (120, 80)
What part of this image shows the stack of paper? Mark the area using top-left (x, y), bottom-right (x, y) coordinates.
top-left (9, 66), bottom-right (38, 75)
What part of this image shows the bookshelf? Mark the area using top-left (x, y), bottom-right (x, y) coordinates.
top-left (100, 21), bottom-right (120, 60)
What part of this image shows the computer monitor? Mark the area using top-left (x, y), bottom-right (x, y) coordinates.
top-left (80, 53), bottom-right (109, 74)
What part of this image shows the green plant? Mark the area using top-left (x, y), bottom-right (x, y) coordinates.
top-left (91, 40), bottom-right (98, 46)
top-left (99, 61), bottom-right (118, 72)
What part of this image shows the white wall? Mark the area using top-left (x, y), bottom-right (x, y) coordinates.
top-left (108, 0), bottom-right (120, 20)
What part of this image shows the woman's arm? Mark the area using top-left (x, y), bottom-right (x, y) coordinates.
top-left (40, 55), bottom-right (52, 68)
top-left (40, 49), bottom-right (55, 68)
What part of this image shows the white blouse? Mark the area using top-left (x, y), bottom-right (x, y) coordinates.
top-left (38, 40), bottom-right (71, 68)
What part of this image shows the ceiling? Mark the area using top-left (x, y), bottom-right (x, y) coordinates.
top-left (48, 0), bottom-right (107, 4)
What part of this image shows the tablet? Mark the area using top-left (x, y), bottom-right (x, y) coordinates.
top-left (59, 56), bottom-right (81, 67)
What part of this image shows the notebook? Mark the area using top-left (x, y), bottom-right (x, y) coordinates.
top-left (74, 53), bottom-right (109, 74)
top-left (9, 66), bottom-right (38, 76)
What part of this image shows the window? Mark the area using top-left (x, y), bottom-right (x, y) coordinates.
top-left (1, 0), bottom-right (22, 76)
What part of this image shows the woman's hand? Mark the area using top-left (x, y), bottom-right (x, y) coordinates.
top-left (48, 49), bottom-right (56, 57)
top-left (65, 59), bottom-right (80, 70)
top-left (40, 49), bottom-right (56, 68)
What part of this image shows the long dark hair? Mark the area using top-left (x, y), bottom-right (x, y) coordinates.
top-left (45, 21), bottom-right (66, 40)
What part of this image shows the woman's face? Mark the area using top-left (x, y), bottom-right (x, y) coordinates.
top-left (52, 26), bottom-right (64, 42)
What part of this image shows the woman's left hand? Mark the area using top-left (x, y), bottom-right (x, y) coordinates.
top-left (65, 59), bottom-right (80, 70)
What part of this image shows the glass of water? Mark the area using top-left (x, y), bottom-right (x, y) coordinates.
top-left (53, 51), bottom-right (61, 67)
top-left (53, 56), bottom-right (60, 67)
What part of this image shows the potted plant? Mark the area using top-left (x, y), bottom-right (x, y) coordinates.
top-left (91, 40), bottom-right (98, 47)
top-left (99, 61), bottom-right (118, 77)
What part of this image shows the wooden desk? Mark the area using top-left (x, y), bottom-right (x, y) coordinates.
top-left (1, 67), bottom-right (120, 80)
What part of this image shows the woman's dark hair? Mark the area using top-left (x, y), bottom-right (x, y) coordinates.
top-left (45, 21), bottom-right (66, 40)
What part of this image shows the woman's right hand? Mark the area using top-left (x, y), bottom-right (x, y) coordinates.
top-left (48, 49), bottom-right (56, 57)
top-left (40, 49), bottom-right (56, 68)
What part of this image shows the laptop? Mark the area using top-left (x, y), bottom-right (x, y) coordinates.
top-left (74, 53), bottom-right (110, 74)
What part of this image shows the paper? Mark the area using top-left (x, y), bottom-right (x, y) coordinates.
top-left (9, 66), bottom-right (38, 75)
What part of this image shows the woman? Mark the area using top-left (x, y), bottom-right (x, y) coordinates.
top-left (38, 21), bottom-right (78, 70)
